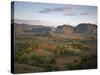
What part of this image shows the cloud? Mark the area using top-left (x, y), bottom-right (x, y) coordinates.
top-left (64, 13), bottom-right (79, 16)
top-left (64, 12), bottom-right (90, 16)
top-left (39, 7), bottom-right (72, 13)
top-left (39, 6), bottom-right (91, 16)
top-left (14, 19), bottom-right (60, 26)
top-left (79, 12), bottom-right (91, 16)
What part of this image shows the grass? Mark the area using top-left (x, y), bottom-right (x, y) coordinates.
top-left (14, 63), bottom-right (45, 73)
top-left (14, 34), bottom-right (97, 73)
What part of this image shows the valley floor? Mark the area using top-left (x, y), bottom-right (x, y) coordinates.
top-left (14, 34), bottom-right (97, 73)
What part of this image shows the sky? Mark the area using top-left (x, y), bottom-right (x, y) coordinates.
top-left (12, 1), bottom-right (97, 27)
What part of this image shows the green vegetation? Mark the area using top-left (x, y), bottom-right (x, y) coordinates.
top-left (14, 35), bottom-right (97, 73)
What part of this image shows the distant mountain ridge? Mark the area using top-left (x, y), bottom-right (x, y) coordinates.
top-left (74, 23), bottom-right (97, 34)
top-left (55, 24), bottom-right (74, 33)
top-left (14, 23), bottom-right (52, 34)
top-left (13, 23), bottom-right (97, 35)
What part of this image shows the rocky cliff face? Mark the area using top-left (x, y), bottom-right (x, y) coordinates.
top-left (14, 23), bottom-right (97, 35)
top-left (14, 23), bottom-right (52, 34)
top-left (74, 23), bottom-right (97, 34)
top-left (55, 24), bottom-right (74, 33)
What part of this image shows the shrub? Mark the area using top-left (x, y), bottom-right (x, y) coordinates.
top-left (71, 43), bottom-right (90, 51)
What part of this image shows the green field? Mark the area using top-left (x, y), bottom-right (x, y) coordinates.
top-left (14, 34), bottom-right (97, 73)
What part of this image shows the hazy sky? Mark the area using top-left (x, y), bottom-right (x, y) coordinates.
top-left (13, 1), bottom-right (97, 27)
